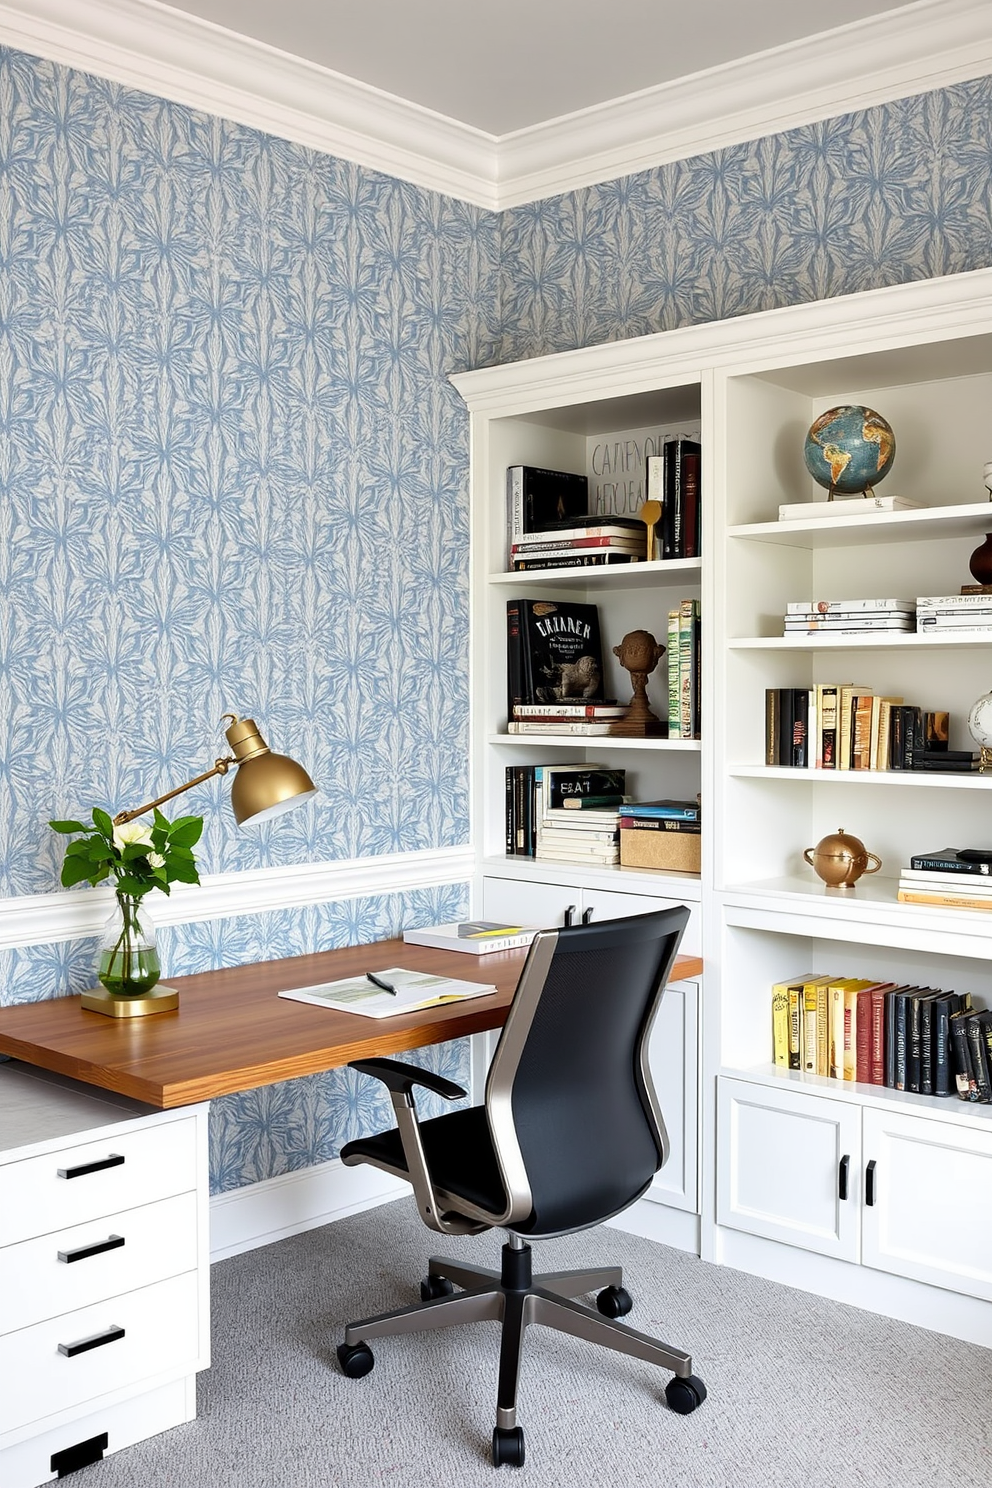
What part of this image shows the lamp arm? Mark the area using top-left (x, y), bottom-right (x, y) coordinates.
top-left (112, 757), bottom-right (237, 826)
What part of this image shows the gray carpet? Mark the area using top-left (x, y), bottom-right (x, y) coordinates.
top-left (79, 1196), bottom-right (992, 1487)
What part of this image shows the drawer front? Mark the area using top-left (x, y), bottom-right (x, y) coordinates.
top-left (0, 1191), bottom-right (198, 1334)
top-left (0, 1270), bottom-right (200, 1431)
top-left (0, 1117), bottom-right (197, 1246)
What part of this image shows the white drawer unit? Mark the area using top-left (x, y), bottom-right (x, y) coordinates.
top-left (0, 1061), bottom-right (210, 1488)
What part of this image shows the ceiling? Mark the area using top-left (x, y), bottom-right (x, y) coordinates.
top-left (160, 0), bottom-right (912, 136)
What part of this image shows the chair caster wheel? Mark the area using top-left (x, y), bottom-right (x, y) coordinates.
top-left (666, 1373), bottom-right (707, 1414)
top-left (421, 1274), bottom-right (455, 1301)
top-left (492, 1425), bottom-right (525, 1467)
top-left (337, 1341), bottom-right (375, 1378)
top-left (596, 1283), bottom-right (633, 1318)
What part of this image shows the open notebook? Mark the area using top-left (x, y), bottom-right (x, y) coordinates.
top-left (277, 967), bottom-right (496, 1019)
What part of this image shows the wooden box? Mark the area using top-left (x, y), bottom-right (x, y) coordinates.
top-left (619, 827), bottom-right (701, 874)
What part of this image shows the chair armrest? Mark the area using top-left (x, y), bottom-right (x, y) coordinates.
top-left (349, 1057), bottom-right (466, 1102)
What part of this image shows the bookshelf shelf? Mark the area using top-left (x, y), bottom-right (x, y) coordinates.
top-left (729, 765), bottom-right (991, 787)
top-left (720, 1061), bottom-right (992, 1128)
top-left (730, 633), bottom-right (992, 650)
top-left (488, 557), bottom-right (702, 590)
top-left (728, 502), bottom-right (992, 549)
top-left (489, 734), bottom-right (702, 752)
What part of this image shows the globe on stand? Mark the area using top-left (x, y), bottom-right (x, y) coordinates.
top-left (803, 405), bottom-right (896, 499)
top-left (967, 690), bottom-right (992, 773)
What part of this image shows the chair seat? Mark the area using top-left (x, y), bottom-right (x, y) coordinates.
top-left (342, 1106), bottom-right (510, 1218)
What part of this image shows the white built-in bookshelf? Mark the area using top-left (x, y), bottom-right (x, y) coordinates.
top-left (453, 267), bottom-right (992, 1345)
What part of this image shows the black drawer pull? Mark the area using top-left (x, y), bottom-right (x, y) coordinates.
top-left (58, 1153), bottom-right (125, 1180)
top-left (838, 1154), bottom-right (850, 1201)
top-left (58, 1234), bottom-right (125, 1264)
top-left (581, 906), bottom-right (594, 924)
top-left (865, 1158), bottom-right (877, 1207)
top-left (563, 905), bottom-right (577, 926)
top-left (58, 1324), bottom-right (125, 1357)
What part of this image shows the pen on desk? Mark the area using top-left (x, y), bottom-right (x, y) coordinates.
top-left (366, 972), bottom-right (397, 996)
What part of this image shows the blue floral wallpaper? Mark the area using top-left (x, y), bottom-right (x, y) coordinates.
top-left (497, 76), bottom-right (992, 360)
top-left (2, 43), bottom-right (991, 1193)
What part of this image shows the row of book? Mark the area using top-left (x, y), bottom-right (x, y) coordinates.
top-left (764, 688), bottom-right (976, 772)
top-left (782, 593), bottom-right (992, 636)
top-left (897, 847), bottom-right (992, 914)
top-left (771, 972), bottom-right (985, 1100)
top-left (505, 764), bottom-right (626, 860)
top-left (645, 437), bottom-right (701, 561)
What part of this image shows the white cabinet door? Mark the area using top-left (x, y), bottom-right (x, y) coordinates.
top-left (717, 1078), bottom-right (862, 1261)
top-left (646, 979), bottom-right (699, 1213)
top-left (861, 1107), bottom-right (992, 1300)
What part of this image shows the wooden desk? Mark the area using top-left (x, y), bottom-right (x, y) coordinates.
top-left (0, 941), bottom-right (703, 1110)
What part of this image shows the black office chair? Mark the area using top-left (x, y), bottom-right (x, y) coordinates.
top-left (336, 907), bottom-right (706, 1467)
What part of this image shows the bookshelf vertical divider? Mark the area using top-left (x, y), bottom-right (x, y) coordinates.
top-left (453, 266), bottom-right (992, 1345)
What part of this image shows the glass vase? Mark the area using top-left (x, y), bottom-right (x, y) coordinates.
top-left (97, 894), bottom-right (161, 998)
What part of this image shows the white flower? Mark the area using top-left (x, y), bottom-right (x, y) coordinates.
top-left (147, 851), bottom-right (166, 869)
top-left (112, 821), bottom-right (154, 853)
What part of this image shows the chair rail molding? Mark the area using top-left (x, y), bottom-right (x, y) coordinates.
top-left (0, 845), bottom-right (475, 951)
top-left (0, 0), bottom-right (988, 209)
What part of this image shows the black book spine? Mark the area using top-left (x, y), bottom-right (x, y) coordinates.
top-left (907, 991), bottom-right (926, 1094)
top-left (893, 991), bottom-right (909, 1090)
top-left (909, 855), bottom-right (992, 875)
top-left (766, 689), bottom-right (780, 766)
top-left (506, 599), bottom-right (523, 716)
top-left (792, 688), bottom-right (809, 768)
top-left (662, 439), bottom-right (683, 560)
top-left (889, 704), bottom-right (904, 770)
top-left (778, 689), bottom-right (794, 769)
top-left (920, 994), bottom-right (935, 1096)
top-left (950, 1011), bottom-right (978, 1100)
top-left (505, 766), bottom-right (515, 855)
top-left (884, 989), bottom-right (898, 1088)
top-left (932, 994), bottom-right (958, 1097)
top-left (966, 1014), bottom-right (992, 1102)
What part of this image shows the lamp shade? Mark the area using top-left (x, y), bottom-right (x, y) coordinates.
top-left (224, 716), bottom-right (318, 826)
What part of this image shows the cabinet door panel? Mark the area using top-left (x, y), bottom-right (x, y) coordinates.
top-left (482, 877), bottom-right (579, 929)
top-left (646, 980), bottom-right (699, 1213)
top-left (717, 1079), bottom-right (861, 1260)
top-left (583, 887), bottom-right (700, 954)
top-left (861, 1109), bottom-right (992, 1299)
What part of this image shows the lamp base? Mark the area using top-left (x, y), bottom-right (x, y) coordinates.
top-left (80, 985), bottom-right (179, 1018)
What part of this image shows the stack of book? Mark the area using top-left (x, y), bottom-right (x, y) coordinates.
top-left (666, 599), bottom-right (701, 739)
top-left (765, 688), bottom-right (976, 772)
top-left (507, 702), bottom-right (627, 735)
top-left (645, 436), bottom-right (701, 560)
top-left (898, 849), bottom-right (992, 913)
top-left (505, 764), bottom-right (625, 859)
top-left (782, 597), bottom-right (916, 635)
top-left (770, 971), bottom-right (980, 1097)
top-left (916, 593), bottom-right (992, 633)
top-left (510, 517), bottom-right (646, 571)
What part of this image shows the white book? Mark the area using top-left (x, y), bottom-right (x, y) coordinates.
top-left (542, 807), bottom-right (623, 826)
top-left (402, 922), bottom-right (539, 955)
top-left (899, 870), bottom-right (992, 892)
top-left (917, 612), bottom-right (992, 628)
top-left (785, 616), bottom-right (915, 631)
top-left (506, 721), bottom-right (616, 734)
top-left (535, 848), bottom-right (620, 863)
top-left (778, 496), bottom-right (924, 520)
top-left (278, 966), bottom-right (497, 1017)
top-left (786, 598), bottom-right (916, 614)
top-left (916, 593), bottom-right (992, 609)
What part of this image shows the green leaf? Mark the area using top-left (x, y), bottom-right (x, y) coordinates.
top-left (92, 807), bottom-right (114, 838)
top-left (115, 873), bottom-right (150, 896)
top-left (49, 819), bottom-right (87, 834)
top-left (167, 817), bottom-right (203, 848)
top-left (61, 857), bottom-right (97, 888)
top-left (167, 858), bottom-right (200, 885)
top-left (121, 842), bottom-right (151, 861)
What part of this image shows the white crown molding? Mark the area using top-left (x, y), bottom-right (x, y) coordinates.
top-left (496, 0), bottom-right (992, 208)
top-left (0, 0), bottom-right (497, 206)
top-left (0, 845), bottom-right (474, 952)
top-left (0, 0), bottom-right (988, 209)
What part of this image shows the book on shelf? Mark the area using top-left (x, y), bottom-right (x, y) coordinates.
top-left (618, 816), bottom-right (700, 834)
top-left (786, 598), bottom-right (917, 614)
top-left (507, 721), bottom-right (617, 734)
top-left (278, 967), bottom-right (496, 1018)
top-left (511, 552), bottom-right (641, 570)
top-left (784, 615), bottom-right (915, 633)
top-left (511, 522), bottom-right (644, 549)
top-left (908, 850), bottom-right (992, 875)
top-left (543, 764), bottom-right (626, 809)
top-left (506, 597), bottom-right (606, 713)
top-left (506, 465), bottom-right (589, 546)
top-left (560, 793), bottom-right (630, 809)
top-left (900, 867), bottom-right (992, 891)
top-left (777, 495), bottom-right (925, 520)
top-left (917, 611), bottom-right (992, 630)
top-left (619, 799), bottom-right (699, 820)
top-left (402, 921), bottom-right (539, 955)
top-left (897, 888), bottom-right (992, 911)
top-left (678, 598), bottom-right (701, 739)
top-left (511, 702), bottom-right (625, 720)
top-left (917, 592), bottom-right (992, 610)
top-left (667, 608), bottom-right (681, 736)
top-left (661, 437), bottom-right (702, 560)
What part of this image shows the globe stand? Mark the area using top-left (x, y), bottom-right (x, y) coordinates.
top-left (826, 485), bottom-right (877, 502)
top-left (980, 747), bottom-right (992, 776)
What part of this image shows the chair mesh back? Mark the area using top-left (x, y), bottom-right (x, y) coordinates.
top-left (494, 907), bottom-right (688, 1237)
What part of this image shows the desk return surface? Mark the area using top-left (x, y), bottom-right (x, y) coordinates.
top-left (0, 940), bottom-right (703, 1110)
